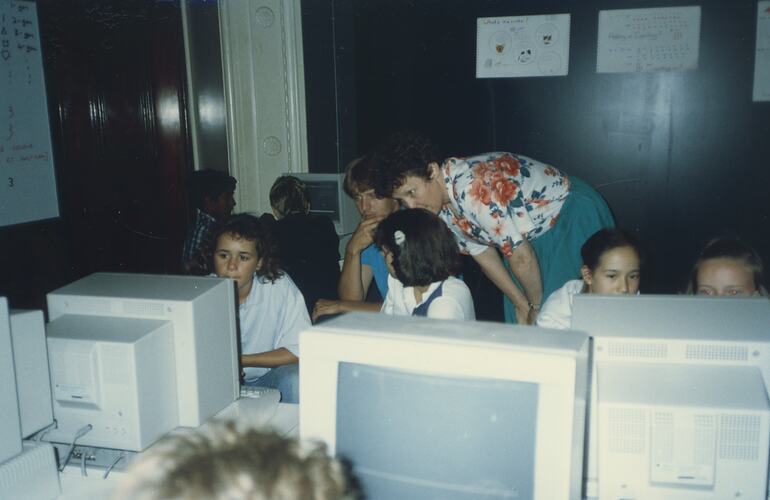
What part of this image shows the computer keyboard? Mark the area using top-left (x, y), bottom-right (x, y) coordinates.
top-left (239, 385), bottom-right (281, 403)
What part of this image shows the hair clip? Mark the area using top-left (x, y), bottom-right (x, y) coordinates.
top-left (394, 230), bottom-right (406, 246)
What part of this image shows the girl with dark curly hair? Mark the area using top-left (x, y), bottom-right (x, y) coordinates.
top-left (206, 213), bottom-right (309, 403)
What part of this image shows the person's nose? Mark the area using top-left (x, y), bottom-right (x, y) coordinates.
top-left (227, 256), bottom-right (238, 271)
top-left (361, 197), bottom-right (372, 214)
top-left (404, 199), bottom-right (417, 209)
top-left (619, 278), bottom-right (629, 294)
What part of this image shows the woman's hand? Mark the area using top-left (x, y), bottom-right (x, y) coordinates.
top-left (312, 299), bottom-right (383, 322)
top-left (516, 305), bottom-right (532, 325)
top-left (312, 299), bottom-right (343, 321)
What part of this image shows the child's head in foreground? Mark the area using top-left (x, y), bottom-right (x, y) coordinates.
top-left (580, 228), bottom-right (644, 295)
top-left (112, 420), bottom-right (359, 500)
top-left (688, 237), bottom-right (767, 296)
top-left (374, 208), bottom-right (461, 287)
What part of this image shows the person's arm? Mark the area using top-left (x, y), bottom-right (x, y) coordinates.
top-left (472, 246), bottom-right (537, 325)
top-left (241, 347), bottom-right (297, 368)
top-left (338, 217), bottom-right (380, 300)
top-left (505, 239), bottom-right (543, 322)
top-left (312, 298), bottom-right (382, 322)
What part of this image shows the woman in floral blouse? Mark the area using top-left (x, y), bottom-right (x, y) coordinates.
top-left (371, 133), bottom-right (614, 324)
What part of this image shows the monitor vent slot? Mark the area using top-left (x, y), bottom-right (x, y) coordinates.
top-left (652, 412), bottom-right (675, 463)
top-left (121, 300), bottom-right (165, 317)
top-left (719, 414), bottom-right (761, 461)
top-left (685, 344), bottom-right (748, 362)
top-left (68, 299), bottom-right (111, 314)
top-left (692, 414), bottom-right (717, 466)
top-left (607, 342), bottom-right (667, 359)
top-left (608, 407), bottom-right (646, 454)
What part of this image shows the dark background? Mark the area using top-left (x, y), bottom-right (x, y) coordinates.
top-left (303, 0), bottom-right (770, 304)
top-left (1, 0), bottom-right (768, 320)
top-left (0, 0), bottom-right (191, 310)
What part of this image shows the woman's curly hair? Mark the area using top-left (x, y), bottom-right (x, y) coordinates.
top-left (370, 131), bottom-right (442, 199)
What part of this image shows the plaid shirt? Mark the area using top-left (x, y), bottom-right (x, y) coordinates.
top-left (182, 210), bottom-right (217, 265)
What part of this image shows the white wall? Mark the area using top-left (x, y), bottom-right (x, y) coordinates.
top-left (218, 0), bottom-right (308, 215)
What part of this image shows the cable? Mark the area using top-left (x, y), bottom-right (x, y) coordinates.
top-left (80, 448), bottom-right (88, 477)
top-left (103, 454), bottom-right (124, 479)
top-left (58, 424), bottom-right (93, 472)
top-left (34, 421), bottom-right (57, 443)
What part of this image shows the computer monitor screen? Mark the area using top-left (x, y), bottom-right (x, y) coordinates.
top-left (572, 294), bottom-right (770, 500)
top-left (300, 312), bottom-right (589, 500)
top-left (44, 273), bottom-right (240, 450)
top-left (289, 173), bottom-right (358, 236)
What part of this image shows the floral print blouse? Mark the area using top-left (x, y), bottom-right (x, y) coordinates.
top-left (439, 152), bottom-right (570, 257)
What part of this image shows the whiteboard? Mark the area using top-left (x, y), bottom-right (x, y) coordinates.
top-left (0, 0), bottom-right (59, 227)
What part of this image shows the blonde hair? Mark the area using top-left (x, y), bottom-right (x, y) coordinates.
top-left (269, 175), bottom-right (310, 219)
top-left (113, 420), bottom-right (358, 500)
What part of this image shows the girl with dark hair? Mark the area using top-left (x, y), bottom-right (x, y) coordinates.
top-left (205, 213), bottom-right (309, 403)
top-left (536, 228), bottom-right (643, 329)
top-left (374, 209), bottom-right (475, 320)
top-left (687, 237), bottom-right (768, 296)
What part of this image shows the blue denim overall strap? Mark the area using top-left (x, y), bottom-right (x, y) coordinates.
top-left (412, 282), bottom-right (445, 317)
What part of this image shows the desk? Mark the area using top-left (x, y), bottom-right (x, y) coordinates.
top-left (57, 402), bottom-right (299, 499)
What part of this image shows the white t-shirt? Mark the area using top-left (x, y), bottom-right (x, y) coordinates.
top-left (535, 279), bottom-right (584, 330)
top-left (238, 273), bottom-right (309, 382)
top-left (381, 274), bottom-right (475, 320)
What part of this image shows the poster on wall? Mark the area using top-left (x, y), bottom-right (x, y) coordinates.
top-left (754, 1), bottom-right (770, 102)
top-left (0, 0), bottom-right (59, 227)
top-left (476, 14), bottom-right (570, 78)
top-left (596, 6), bottom-right (701, 74)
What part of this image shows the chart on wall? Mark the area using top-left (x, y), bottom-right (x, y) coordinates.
top-left (596, 6), bottom-right (701, 74)
top-left (476, 14), bottom-right (570, 78)
top-left (754, 1), bottom-right (770, 102)
top-left (0, 0), bottom-right (59, 227)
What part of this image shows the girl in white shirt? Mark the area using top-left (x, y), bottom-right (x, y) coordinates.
top-left (374, 208), bottom-right (475, 320)
top-left (536, 228), bottom-right (643, 330)
top-left (205, 213), bottom-right (309, 403)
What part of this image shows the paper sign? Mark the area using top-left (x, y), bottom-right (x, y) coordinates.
top-left (753, 1), bottom-right (770, 101)
top-left (476, 14), bottom-right (570, 78)
top-left (597, 6), bottom-right (701, 73)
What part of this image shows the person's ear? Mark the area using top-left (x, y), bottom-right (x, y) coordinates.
top-left (427, 162), bottom-right (441, 180)
top-left (255, 257), bottom-right (264, 271)
top-left (580, 265), bottom-right (593, 286)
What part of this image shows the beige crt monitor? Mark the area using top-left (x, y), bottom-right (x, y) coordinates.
top-left (0, 298), bottom-right (22, 464)
top-left (9, 309), bottom-right (54, 439)
top-left (46, 273), bottom-right (239, 429)
top-left (288, 172), bottom-right (359, 234)
top-left (572, 294), bottom-right (770, 500)
top-left (300, 312), bottom-right (589, 500)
